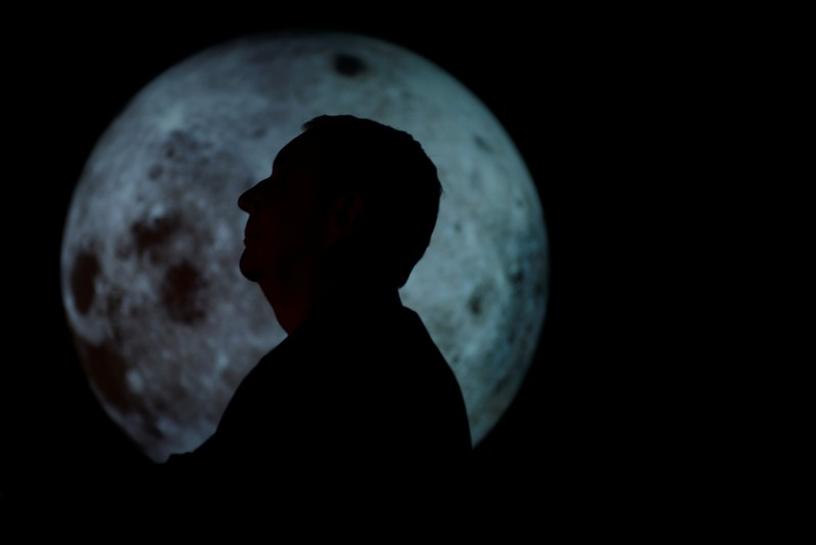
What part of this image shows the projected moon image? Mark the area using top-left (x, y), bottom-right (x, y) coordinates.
top-left (61, 32), bottom-right (548, 462)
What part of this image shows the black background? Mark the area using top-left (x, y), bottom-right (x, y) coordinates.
top-left (4, 7), bottom-right (696, 508)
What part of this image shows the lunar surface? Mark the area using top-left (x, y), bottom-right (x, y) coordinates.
top-left (61, 32), bottom-right (548, 462)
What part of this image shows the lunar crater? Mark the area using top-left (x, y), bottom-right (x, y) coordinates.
top-left (160, 260), bottom-right (209, 325)
top-left (474, 135), bottom-right (492, 153)
top-left (70, 250), bottom-right (101, 315)
top-left (333, 53), bottom-right (368, 77)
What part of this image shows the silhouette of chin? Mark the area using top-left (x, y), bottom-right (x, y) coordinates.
top-left (238, 252), bottom-right (260, 283)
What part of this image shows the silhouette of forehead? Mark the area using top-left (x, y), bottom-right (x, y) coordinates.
top-left (271, 131), bottom-right (341, 205)
top-left (273, 131), bottom-right (319, 173)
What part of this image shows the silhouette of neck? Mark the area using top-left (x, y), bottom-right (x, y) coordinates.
top-left (269, 256), bottom-right (401, 336)
top-left (313, 278), bottom-right (401, 321)
top-left (314, 257), bottom-right (399, 314)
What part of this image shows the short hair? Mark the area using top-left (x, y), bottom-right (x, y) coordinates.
top-left (297, 115), bottom-right (443, 288)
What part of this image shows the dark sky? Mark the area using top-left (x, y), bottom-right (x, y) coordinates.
top-left (5, 9), bottom-right (677, 506)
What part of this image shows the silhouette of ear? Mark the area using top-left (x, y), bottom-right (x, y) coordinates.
top-left (323, 192), bottom-right (366, 247)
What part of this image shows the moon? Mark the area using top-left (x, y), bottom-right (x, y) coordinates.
top-left (61, 32), bottom-right (548, 462)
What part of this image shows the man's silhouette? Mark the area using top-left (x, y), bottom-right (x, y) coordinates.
top-left (164, 115), bottom-right (471, 493)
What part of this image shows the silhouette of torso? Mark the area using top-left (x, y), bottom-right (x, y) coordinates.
top-left (165, 289), bottom-right (471, 491)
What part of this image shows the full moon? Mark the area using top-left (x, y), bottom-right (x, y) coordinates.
top-left (61, 32), bottom-right (548, 462)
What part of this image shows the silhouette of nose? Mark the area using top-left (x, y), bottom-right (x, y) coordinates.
top-left (238, 186), bottom-right (256, 213)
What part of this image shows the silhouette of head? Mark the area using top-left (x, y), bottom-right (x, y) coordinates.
top-left (238, 115), bottom-right (442, 332)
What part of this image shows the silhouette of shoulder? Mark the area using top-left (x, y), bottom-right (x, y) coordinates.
top-left (169, 293), bottom-right (471, 484)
